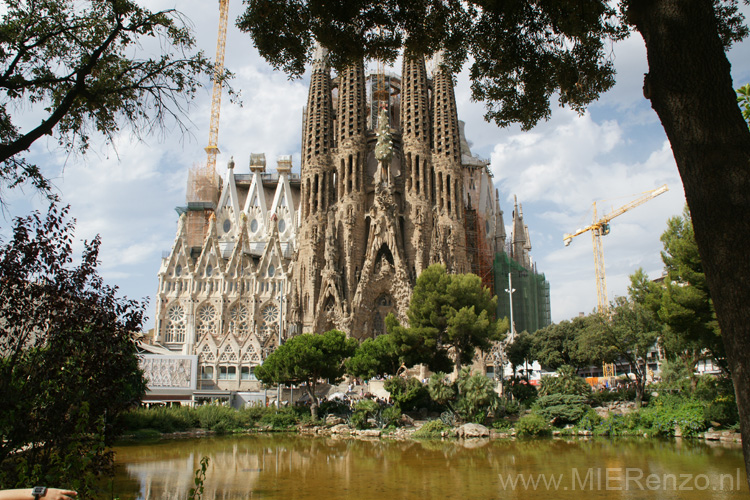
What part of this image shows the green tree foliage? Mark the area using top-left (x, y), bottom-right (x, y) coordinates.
top-left (427, 369), bottom-right (499, 424)
top-left (395, 264), bottom-right (504, 372)
top-left (538, 365), bottom-right (592, 397)
top-left (582, 297), bottom-right (660, 407)
top-left (0, 0), bottom-right (225, 198)
top-left (528, 316), bottom-right (594, 371)
top-left (532, 394), bottom-right (589, 426)
top-left (254, 330), bottom-right (357, 420)
top-left (383, 377), bottom-right (430, 412)
top-left (738, 84), bottom-right (750, 127)
top-left (505, 331), bottom-right (533, 376)
top-left (345, 331), bottom-right (401, 379)
top-left (238, 0), bottom-right (625, 130)
top-left (657, 208), bottom-right (725, 372)
top-left (0, 204), bottom-right (146, 490)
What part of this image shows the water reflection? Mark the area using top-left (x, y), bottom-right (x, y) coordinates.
top-left (111, 435), bottom-right (747, 500)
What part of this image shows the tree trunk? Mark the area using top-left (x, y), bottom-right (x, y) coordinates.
top-left (627, 0), bottom-right (750, 486)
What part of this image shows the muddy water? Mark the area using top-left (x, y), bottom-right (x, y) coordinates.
top-left (110, 435), bottom-right (748, 499)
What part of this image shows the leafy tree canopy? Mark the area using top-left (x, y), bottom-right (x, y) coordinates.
top-left (581, 296), bottom-right (660, 406)
top-left (396, 264), bottom-right (504, 372)
top-left (0, 203), bottom-right (146, 489)
top-left (527, 316), bottom-right (594, 371)
top-left (0, 0), bottom-right (229, 198)
top-left (237, 1), bottom-right (745, 131)
top-left (255, 329), bottom-right (357, 419)
top-left (632, 207), bottom-right (725, 373)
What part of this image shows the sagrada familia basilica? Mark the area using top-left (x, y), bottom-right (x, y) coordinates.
top-left (143, 49), bottom-right (544, 402)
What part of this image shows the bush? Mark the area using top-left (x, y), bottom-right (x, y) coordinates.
top-left (260, 407), bottom-right (299, 429)
top-left (378, 405), bottom-right (402, 428)
top-left (704, 397), bottom-right (739, 427)
top-left (350, 399), bottom-right (379, 429)
top-left (117, 406), bottom-right (196, 434)
top-left (532, 394), bottom-right (589, 426)
top-left (492, 419), bottom-right (512, 431)
top-left (504, 377), bottom-right (537, 405)
top-left (588, 386), bottom-right (637, 406)
top-left (239, 403), bottom-right (273, 426)
top-left (538, 366), bottom-right (591, 397)
top-left (413, 419), bottom-right (449, 438)
top-left (194, 404), bottom-right (241, 432)
top-left (495, 397), bottom-right (522, 418)
top-left (577, 409), bottom-right (602, 431)
top-left (385, 377), bottom-right (431, 411)
top-left (455, 370), bottom-right (499, 423)
top-left (515, 414), bottom-right (551, 437)
top-left (639, 395), bottom-right (706, 437)
top-left (319, 399), bottom-right (352, 417)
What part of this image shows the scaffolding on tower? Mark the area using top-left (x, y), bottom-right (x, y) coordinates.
top-left (181, 0), bottom-right (228, 251)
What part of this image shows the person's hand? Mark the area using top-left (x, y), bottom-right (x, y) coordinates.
top-left (44, 489), bottom-right (77, 500)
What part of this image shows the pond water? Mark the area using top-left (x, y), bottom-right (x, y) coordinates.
top-left (111, 435), bottom-right (748, 500)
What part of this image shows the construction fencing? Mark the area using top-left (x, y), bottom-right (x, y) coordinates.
top-left (493, 252), bottom-right (551, 334)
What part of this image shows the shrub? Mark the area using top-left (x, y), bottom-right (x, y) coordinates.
top-left (454, 370), bottom-right (499, 424)
top-left (515, 414), bottom-right (551, 437)
top-left (532, 394), bottom-right (589, 426)
top-left (639, 395), bottom-right (706, 437)
top-left (492, 419), bottom-right (512, 431)
top-left (385, 377), bottom-right (431, 411)
top-left (117, 406), bottom-right (195, 434)
top-left (504, 377), bottom-right (537, 405)
top-left (538, 366), bottom-right (591, 397)
top-left (378, 405), bottom-right (402, 428)
top-left (319, 399), bottom-right (352, 417)
top-left (413, 419), bottom-right (449, 438)
top-left (195, 404), bottom-right (240, 432)
top-left (577, 409), bottom-right (602, 431)
top-left (260, 407), bottom-right (299, 429)
top-left (239, 403), bottom-right (272, 426)
top-left (495, 397), bottom-right (522, 418)
top-left (588, 386), bottom-right (637, 406)
top-left (350, 399), bottom-right (379, 429)
top-left (704, 397), bottom-right (739, 427)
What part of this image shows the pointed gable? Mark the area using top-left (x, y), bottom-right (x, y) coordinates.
top-left (194, 216), bottom-right (224, 281)
top-left (162, 213), bottom-right (194, 277)
top-left (243, 171), bottom-right (269, 242)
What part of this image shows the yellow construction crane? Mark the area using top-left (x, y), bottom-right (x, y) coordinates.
top-left (205, 0), bottom-right (230, 175)
top-left (563, 184), bottom-right (669, 313)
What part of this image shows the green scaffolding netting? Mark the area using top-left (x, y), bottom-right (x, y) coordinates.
top-left (493, 252), bottom-right (552, 334)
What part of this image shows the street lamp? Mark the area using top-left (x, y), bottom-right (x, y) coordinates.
top-left (505, 272), bottom-right (516, 339)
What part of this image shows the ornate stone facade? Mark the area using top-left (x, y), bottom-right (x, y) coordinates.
top-left (154, 155), bottom-right (299, 392)
top-left (287, 50), bottom-right (505, 339)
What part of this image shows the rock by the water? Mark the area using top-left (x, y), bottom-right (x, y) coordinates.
top-left (456, 423), bottom-right (490, 438)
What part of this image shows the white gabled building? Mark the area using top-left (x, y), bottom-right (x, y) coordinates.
top-left (151, 154), bottom-right (301, 402)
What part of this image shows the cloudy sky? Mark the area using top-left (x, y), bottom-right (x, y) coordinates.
top-left (4, 1), bottom-right (750, 329)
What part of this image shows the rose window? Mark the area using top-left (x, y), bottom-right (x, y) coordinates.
top-left (165, 305), bottom-right (186, 343)
top-left (259, 304), bottom-right (279, 342)
top-left (168, 305), bottom-right (185, 322)
top-left (196, 304), bottom-right (217, 338)
top-left (228, 303), bottom-right (250, 338)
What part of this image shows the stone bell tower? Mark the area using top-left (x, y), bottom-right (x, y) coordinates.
top-left (288, 50), bottom-right (474, 339)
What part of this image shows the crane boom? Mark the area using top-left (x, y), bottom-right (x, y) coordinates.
top-left (205, 0), bottom-right (230, 174)
top-left (563, 184), bottom-right (669, 313)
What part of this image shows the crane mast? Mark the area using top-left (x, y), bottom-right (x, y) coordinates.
top-left (205, 0), bottom-right (230, 174)
top-left (564, 184), bottom-right (669, 313)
